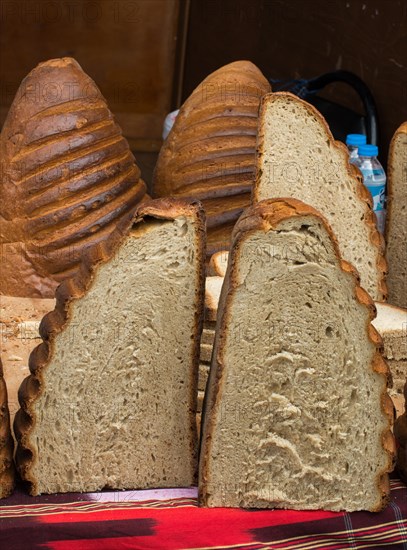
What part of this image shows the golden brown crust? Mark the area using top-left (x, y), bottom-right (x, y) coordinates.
top-left (385, 121), bottom-right (407, 308)
top-left (0, 57), bottom-right (146, 299)
top-left (199, 197), bottom-right (394, 510)
top-left (153, 61), bottom-right (270, 256)
top-left (253, 92), bottom-right (387, 301)
top-left (14, 197), bottom-right (206, 495)
top-left (0, 358), bottom-right (15, 498)
top-left (386, 122), bottom-right (407, 239)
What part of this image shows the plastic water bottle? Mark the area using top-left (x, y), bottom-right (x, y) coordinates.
top-left (162, 109), bottom-right (179, 140)
top-left (346, 134), bottom-right (367, 164)
top-left (357, 144), bottom-right (386, 234)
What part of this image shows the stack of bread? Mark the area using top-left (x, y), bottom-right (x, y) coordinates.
top-left (1, 58), bottom-right (405, 514)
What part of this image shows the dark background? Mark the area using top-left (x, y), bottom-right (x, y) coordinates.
top-left (1, 0), bottom-right (406, 187)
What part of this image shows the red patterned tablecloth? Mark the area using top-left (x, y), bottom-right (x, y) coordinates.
top-left (1, 479), bottom-right (406, 549)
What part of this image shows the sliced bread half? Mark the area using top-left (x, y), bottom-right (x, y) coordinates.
top-left (199, 198), bottom-right (394, 511)
top-left (0, 358), bottom-right (15, 498)
top-left (14, 198), bottom-right (205, 495)
top-left (253, 92), bottom-right (387, 301)
top-left (386, 122), bottom-right (407, 308)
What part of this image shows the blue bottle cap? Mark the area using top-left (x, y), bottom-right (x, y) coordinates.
top-left (358, 144), bottom-right (379, 157)
top-left (346, 134), bottom-right (367, 146)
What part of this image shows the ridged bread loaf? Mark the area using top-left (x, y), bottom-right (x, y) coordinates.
top-left (386, 122), bottom-right (407, 308)
top-left (0, 57), bottom-right (147, 298)
top-left (253, 92), bottom-right (387, 301)
top-left (199, 198), bottom-right (394, 511)
top-left (153, 61), bottom-right (271, 257)
top-left (0, 358), bottom-right (15, 498)
top-left (14, 198), bottom-right (205, 495)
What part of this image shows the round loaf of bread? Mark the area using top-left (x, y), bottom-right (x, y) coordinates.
top-left (0, 57), bottom-right (147, 298)
top-left (152, 61), bottom-right (270, 256)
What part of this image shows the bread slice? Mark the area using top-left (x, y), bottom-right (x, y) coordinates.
top-left (14, 198), bottom-right (205, 495)
top-left (386, 122), bottom-right (407, 308)
top-left (373, 303), bottom-right (407, 361)
top-left (153, 61), bottom-right (271, 256)
top-left (253, 92), bottom-right (387, 301)
top-left (0, 57), bottom-right (146, 298)
top-left (372, 303), bottom-right (407, 396)
top-left (0, 358), bottom-right (15, 498)
top-left (205, 276), bottom-right (224, 322)
top-left (208, 251), bottom-right (229, 277)
top-left (199, 198), bottom-right (394, 511)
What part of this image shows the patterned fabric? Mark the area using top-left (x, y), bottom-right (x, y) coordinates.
top-left (1, 479), bottom-right (406, 549)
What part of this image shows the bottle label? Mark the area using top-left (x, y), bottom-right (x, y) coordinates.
top-left (360, 168), bottom-right (386, 212)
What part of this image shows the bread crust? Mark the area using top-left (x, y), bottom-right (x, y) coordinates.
top-left (385, 121), bottom-right (407, 307)
top-left (0, 57), bottom-right (146, 298)
top-left (0, 358), bottom-right (15, 498)
top-left (253, 92), bottom-right (388, 301)
top-left (153, 61), bottom-right (271, 255)
top-left (386, 122), bottom-right (407, 237)
top-left (199, 197), bottom-right (394, 511)
top-left (14, 197), bottom-right (206, 495)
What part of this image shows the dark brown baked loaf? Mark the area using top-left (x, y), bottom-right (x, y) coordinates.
top-left (0, 358), bottom-right (15, 498)
top-left (0, 57), bottom-right (147, 298)
top-left (152, 61), bottom-right (270, 257)
top-left (394, 382), bottom-right (407, 483)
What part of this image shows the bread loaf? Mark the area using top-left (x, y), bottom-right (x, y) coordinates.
top-left (153, 61), bottom-right (270, 257)
top-left (14, 198), bottom-right (205, 495)
top-left (0, 358), bottom-right (15, 498)
top-left (386, 122), bottom-right (407, 308)
top-left (199, 198), bottom-right (394, 511)
top-left (208, 251), bottom-right (228, 277)
top-left (253, 92), bottom-right (387, 301)
top-left (0, 57), bottom-right (147, 298)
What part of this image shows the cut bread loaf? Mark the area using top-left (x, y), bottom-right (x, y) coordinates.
top-left (153, 61), bottom-right (271, 257)
top-left (199, 198), bottom-right (394, 511)
top-left (14, 198), bottom-right (205, 495)
top-left (0, 57), bottom-right (147, 298)
top-left (253, 92), bottom-right (387, 301)
top-left (386, 122), bottom-right (407, 308)
top-left (0, 358), bottom-right (15, 498)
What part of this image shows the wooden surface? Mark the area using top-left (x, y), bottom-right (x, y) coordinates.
top-left (0, 0), bottom-right (183, 151)
top-left (182, 0), bottom-right (407, 162)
